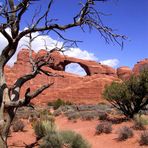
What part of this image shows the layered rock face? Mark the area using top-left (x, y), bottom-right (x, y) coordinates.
top-left (4, 49), bottom-right (148, 104)
top-left (133, 59), bottom-right (148, 74)
top-left (117, 66), bottom-right (132, 80)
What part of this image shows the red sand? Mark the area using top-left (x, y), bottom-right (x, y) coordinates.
top-left (55, 116), bottom-right (147, 148)
top-left (8, 120), bottom-right (37, 148)
top-left (8, 117), bottom-right (148, 148)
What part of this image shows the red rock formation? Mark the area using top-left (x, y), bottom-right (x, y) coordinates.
top-left (4, 49), bottom-right (121, 104)
top-left (39, 49), bottom-right (117, 76)
top-left (133, 59), bottom-right (148, 74)
top-left (117, 66), bottom-right (132, 80)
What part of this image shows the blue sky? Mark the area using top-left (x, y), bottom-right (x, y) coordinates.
top-left (44, 0), bottom-right (148, 68)
top-left (0, 0), bottom-right (148, 74)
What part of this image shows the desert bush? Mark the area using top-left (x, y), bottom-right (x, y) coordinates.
top-left (117, 126), bottom-right (133, 141)
top-left (67, 112), bottom-right (80, 120)
top-left (60, 130), bottom-right (91, 148)
top-left (12, 120), bottom-right (25, 132)
top-left (77, 105), bottom-right (98, 111)
top-left (47, 101), bottom-right (53, 106)
top-left (19, 112), bottom-right (30, 119)
top-left (34, 117), bottom-right (90, 148)
top-left (33, 120), bottom-right (56, 139)
top-left (104, 70), bottom-right (148, 118)
top-left (65, 101), bottom-right (73, 106)
top-left (81, 112), bottom-right (95, 121)
top-left (97, 103), bottom-right (112, 112)
top-left (53, 109), bottom-right (62, 117)
top-left (28, 114), bottom-right (38, 123)
top-left (139, 131), bottom-right (148, 145)
top-left (48, 99), bottom-right (73, 110)
top-left (47, 115), bottom-right (55, 123)
top-left (132, 114), bottom-right (146, 130)
top-left (48, 99), bottom-right (65, 110)
top-left (98, 112), bottom-right (108, 120)
top-left (39, 131), bottom-right (63, 148)
top-left (60, 105), bottom-right (76, 112)
top-left (107, 117), bottom-right (128, 124)
top-left (39, 109), bottom-right (51, 120)
top-left (33, 121), bottom-right (46, 139)
top-left (95, 122), bottom-right (112, 135)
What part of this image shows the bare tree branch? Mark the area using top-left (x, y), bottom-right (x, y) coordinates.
top-left (5, 83), bottom-right (53, 107)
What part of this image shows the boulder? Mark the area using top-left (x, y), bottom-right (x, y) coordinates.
top-left (117, 66), bottom-right (132, 80)
top-left (133, 59), bottom-right (148, 74)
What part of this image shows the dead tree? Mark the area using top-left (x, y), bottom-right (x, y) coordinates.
top-left (0, 0), bottom-right (125, 147)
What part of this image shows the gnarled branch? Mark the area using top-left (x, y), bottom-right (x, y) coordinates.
top-left (5, 83), bottom-right (53, 108)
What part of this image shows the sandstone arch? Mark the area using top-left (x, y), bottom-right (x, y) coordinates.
top-left (16, 48), bottom-right (116, 76)
top-left (48, 50), bottom-right (116, 76)
top-left (65, 63), bottom-right (87, 76)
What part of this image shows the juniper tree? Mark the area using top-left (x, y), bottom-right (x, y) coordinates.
top-left (104, 70), bottom-right (148, 118)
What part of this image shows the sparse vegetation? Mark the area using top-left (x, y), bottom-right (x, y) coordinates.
top-left (139, 131), bottom-right (148, 145)
top-left (40, 131), bottom-right (63, 148)
top-left (53, 109), bottom-right (62, 117)
top-left (60, 130), bottom-right (91, 148)
top-left (53, 104), bottom-right (113, 121)
top-left (98, 112), bottom-right (108, 121)
top-left (81, 112), bottom-right (95, 121)
top-left (132, 114), bottom-right (146, 130)
top-left (12, 120), bottom-right (25, 132)
top-left (33, 111), bottom-right (90, 148)
top-left (48, 99), bottom-right (73, 110)
top-left (117, 126), bottom-right (133, 141)
top-left (40, 130), bottom-right (91, 148)
top-left (33, 119), bottom-right (56, 139)
top-left (95, 122), bottom-right (112, 135)
top-left (104, 70), bottom-right (148, 118)
top-left (67, 112), bottom-right (80, 121)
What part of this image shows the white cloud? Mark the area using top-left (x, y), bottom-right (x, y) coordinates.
top-left (0, 30), bottom-right (63, 66)
top-left (100, 59), bottom-right (119, 67)
top-left (0, 29), bottom-right (119, 75)
top-left (18, 31), bottom-right (63, 52)
top-left (64, 48), bottom-right (98, 61)
top-left (65, 63), bottom-right (87, 76)
top-left (64, 48), bottom-right (98, 76)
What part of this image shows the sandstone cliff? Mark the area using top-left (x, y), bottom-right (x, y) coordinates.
top-left (4, 49), bottom-right (148, 104)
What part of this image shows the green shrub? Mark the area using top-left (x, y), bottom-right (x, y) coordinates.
top-left (117, 126), bottom-right (133, 141)
top-left (95, 122), bottom-right (112, 135)
top-left (98, 112), bottom-right (108, 120)
top-left (33, 120), bottom-right (56, 139)
top-left (12, 120), bottom-right (25, 132)
top-left (103, 70), bottom-right (148, 118)
top-left (48, 99), bottom-right (73, 110)
top-left (133, 114), bottom-right (146, 130)
top-left (65, 101), bottom-right (73, 106)
top-left (70, 133), bottom-right (91, 148)
top-left (139, 131), bottom-right (148, 145)
top-left (40, 131), bottom-right (63, 148)
top-left (48, 99), bottom-right (65, 110)
top-left (67, 112), bottom-right (80, 120)
top-left (39, 109), bottom-right (51, 120)
top-left (60, 130), bottom-right (91, 148)
top-left (34, 119), bottom-right (90, 148)
top-left (81, 112), bottom-right (95, 121)
top-left (47, 101), bottom-right (53, 106)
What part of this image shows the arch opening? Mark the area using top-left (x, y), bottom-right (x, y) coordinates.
top-left (65, 63), bottom-right (87, 76)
